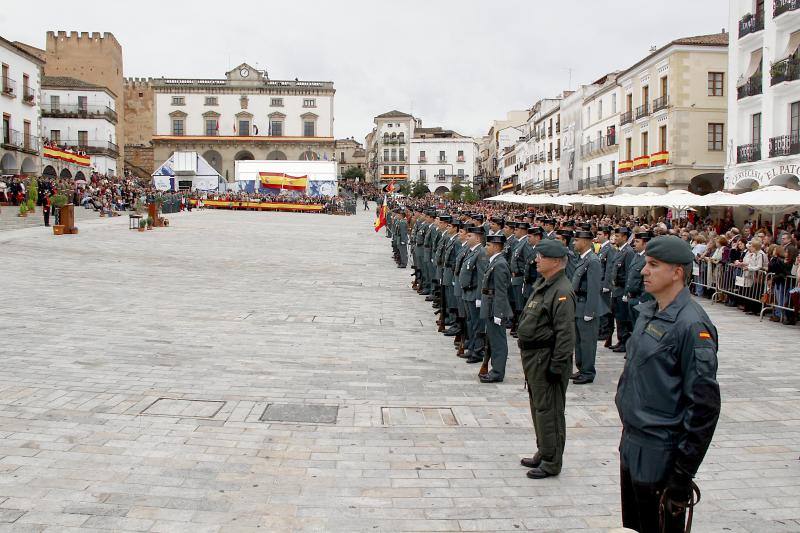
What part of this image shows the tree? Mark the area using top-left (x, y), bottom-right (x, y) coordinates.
top-left (411, 178), bottom-right (430, 198)
top-left (398, 180), bottom-right (412, 196)
top-left (342, 166), bottom-right (365, 181)
top-left (462, 186), bottom-right (479, 204)
top-left (448, 182), bottom-right (464, 202)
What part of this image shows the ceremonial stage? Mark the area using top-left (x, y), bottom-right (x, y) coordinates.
top-left (189, 199), bottom-right (324, 212)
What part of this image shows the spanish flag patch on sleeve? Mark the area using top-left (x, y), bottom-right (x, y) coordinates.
top-left (698, 331), bottom-right (712, 340)
top-left (558, 296), bottom-right (567, 301)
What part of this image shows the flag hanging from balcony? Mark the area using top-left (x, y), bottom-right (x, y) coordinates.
top-left (43, 146), bottom-right (91, 167)
top-left (374, 196), bottom-right (387, 232)
top-left (258, 172), bottom-right (308, 191)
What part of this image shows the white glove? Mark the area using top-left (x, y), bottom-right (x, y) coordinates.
top-left (602, 288), bottom-right (610, 293)
top-left (583, 315), bottom-right (593, 322)
top-left (476, 300), bottom-right (481, 308)
top-left (493, 317), bottom-right (502, 325)
top-left (622, 296), bottom-right (628, 302)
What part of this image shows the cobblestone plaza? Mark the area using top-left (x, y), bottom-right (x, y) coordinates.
top-left (0, 208), bottom-right (798, 532)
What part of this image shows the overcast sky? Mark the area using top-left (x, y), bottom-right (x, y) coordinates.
top-left (4, 0), bottom-right (728, 142)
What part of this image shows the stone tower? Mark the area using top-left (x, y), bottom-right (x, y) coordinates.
top-left (123, 77), bottom-right (155, 176)
top-left (42, 31), bottom-right (125, 169)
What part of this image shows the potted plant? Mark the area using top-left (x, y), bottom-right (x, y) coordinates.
top-left (138, 219), bottom-right (147, 232)
top-left (18, 203), bottom-right (27, 217)
top-left (146, 216), bottom-right (153, 230)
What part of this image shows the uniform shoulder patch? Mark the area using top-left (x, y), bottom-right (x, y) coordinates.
top-left (698, 331), bottom-right (712, 340)
top-left (558, 296), bottom-right (567, 301)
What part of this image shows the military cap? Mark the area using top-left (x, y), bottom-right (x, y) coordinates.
top-left (556, 229), bottom-right (574, 239)
top-left (528, 226), bottom-right (544, 236)
top-left (615, 226), bottom-right (631, 236)
top-left (535, 215), bottom-right (546, 222)
top-left (646, 235), bottom-right (695, 264)
top-left (574, 230), bottom-right (594, 240)
top-left (486, 234), bottom-right (506, 244)
top-left (535, 239), bottom-right (568, 258)
top-left (473, 214), bottom-right (485, 222)
top-left (634, 231), bottom-right (653, 241)
top-left (490, 216), bottom-right (504, 225)
top-left (515, 214), bottom-right (526, 221)
top-left (466, 225), bottom-right (484, 235)
top-left (579, 223), bottom-right (592, 231)
top-left (515, 221), bottom-right (530, 230)
top-left (544, 218), bottom-right (557, 225)
top-left (452, 220), bottom-right (464, 229)
top-left (597, 225), bottom-right (614, 234)
top-left (439, 215), bottom-right (452, 223)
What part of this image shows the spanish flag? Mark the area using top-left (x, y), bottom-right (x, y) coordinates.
top-left (258, 172), bottom-right (308, 191)
top-left (374, 198), bottom-right (387, 232)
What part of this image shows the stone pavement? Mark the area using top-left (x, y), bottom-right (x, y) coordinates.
top-left (0, 206), bottom-right (798, 533)
top-left (0, 203), bottom-right (120, 233)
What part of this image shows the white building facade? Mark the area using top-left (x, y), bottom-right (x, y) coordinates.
top-left (725, 0), bottom-right (800, 190)
top-left (1, 35), bottom-right (42, 176)
top-left (410, 134), bottom-right (478, 193)
top-left (527, 98), bottom-right (562, 193)
top-left (579, 74), bottom-right (621, 194)
top-left (148, 62), bottom-right (335, 181)
top-left (41, 76), bottom-right (118, 176)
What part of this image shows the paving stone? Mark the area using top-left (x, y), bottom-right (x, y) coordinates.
top-left (0, 207), bottom-right (798, 531)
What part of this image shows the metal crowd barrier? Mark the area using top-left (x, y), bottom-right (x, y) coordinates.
top-left (762, 273), bottom-right (799, 319)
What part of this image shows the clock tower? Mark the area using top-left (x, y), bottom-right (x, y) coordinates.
top-left (225, 62), bottom-right (265, 83)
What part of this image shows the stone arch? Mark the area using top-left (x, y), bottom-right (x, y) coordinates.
top-left (1, 152), bottom-right (18, 173)
top-left (434, 186), bottom-right (450, 195)
top-left (75, 171), bottom-right (86, 180)
top-left (234, 150), bottom-right (255, 161)
top-left (688, 172), bottom-right (724, 195)
top-left (732, 177), bottom-right (759, 191)
top-left (42, 165), bottom-right (57, 178)
top-left (768, 173), bottom-right (799, 189)
top-left (637, 181), bottom-right (648, 187)
top-left (20, 156), bottom-right (37, 175)
top-left (202, 150), bottom-right (223, 173)
top-left (59, 167), bottom-right (72, 179)
top-left (299, 150), bottom-right (319, 161)
top-left (265, 150), bottom-right (287, 160)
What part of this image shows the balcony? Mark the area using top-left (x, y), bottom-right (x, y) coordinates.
top-left (737, 76), bottom-right (763, 99)
top-left (419, 156), bottom-right (427, 162)
top-left (650, 151), bottom-right (670, 167)
top-left (774, 0), bottom-right (800, 16)
top-left (739, 11), bottom-right (765, 38)
top-left (555, 122), bottom-right (561, 134)
top-left (438, 157), bottom-right (447, 163)
top-left (1, 76), bottom-right (16, 97)
top-left (547, 126), bottom-right (553, 137)
top-left (620, 110), bottom-right (633, 125)
top-left (2, 129), bottom-right (39, 153)
top-left (41, 103), bottom-right (118, 123)
top-left (771, 57), bottom-right (800, 85)
top-left (737, 142), bottom-right (762, 163)
top-left (652, 95), bottom-right (669, 112)
top-left (633, 155), bottom-right (650, 170)
top-left (53, 139), bottom-right (119, 158)
top-left (554, 147), bottom-right (561, 159)
top-left (547, 152), bottom-right (553, 162)
top-left (457, 156), bottom-right (465, 162)
top-left (769, 133), bottom-right (800, 157)
top-left (635, 103), bottom-right (650, 120)
top-left (577, 178), bottom-right (587, 191)
top-left (543, 179), bottom-right (559, 192)
top-left (22, 86), bottom-right (35, 105)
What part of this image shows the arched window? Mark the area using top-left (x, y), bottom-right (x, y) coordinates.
top-left (299, 150), bottom-right (319, 161)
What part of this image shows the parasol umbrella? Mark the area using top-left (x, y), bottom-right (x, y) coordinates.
top-left (722, 185), bottom-right (800, 231)
top-left (603, 192), bottom-right (664, 207)
top-left (650, 189), bottom-right (705, 209)
top-left (694, 190), bottom-right (738, 207)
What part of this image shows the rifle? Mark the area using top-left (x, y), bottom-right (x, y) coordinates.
top-left (479, 327), bottom-right (491, 376)
top-left (436, 281), bottom-right (446, 332)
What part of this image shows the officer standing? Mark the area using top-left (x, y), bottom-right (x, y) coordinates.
top-left (625, 231), bottom-right (653, 323)
top-left (596, 226), bottom-right (616, 348)
top-left (517, 239), bottom-right (576, 479)
top-left (616, 235), bottom-right (721, 533)
top-left (509, 222), bottom-right (532, 337)
top-left (522, 226), bottom-right (544, 305)
top-left (459, 226), bottom-right (488, 363)
top-left (451, 223), bottom-right (471, 357)
top-left (555, 229), bottom-right (578, 279)
top-left (610, 226), bottom-right (635, 353)
top-left (396, 209), bottom-right (408, 268)
top-left (570, 230), bottom-right (602, 385)
top-left (478, 233), bottom-right (513, 383)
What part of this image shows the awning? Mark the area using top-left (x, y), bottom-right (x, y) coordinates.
top-left (778, 31), bottom-right (800, 61)
top-left (739, 48), bottom-right (763, 85)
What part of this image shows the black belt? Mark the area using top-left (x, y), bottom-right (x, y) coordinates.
top-left (518, 338), bottom-right (554, 350)
top-left (481, 288), bottom-right (495, 295)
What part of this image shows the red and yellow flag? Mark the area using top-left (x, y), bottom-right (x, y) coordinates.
top-left (258, 172), bottom-right (308, 191)
top-left (374, 200), bottom-right (387, 232)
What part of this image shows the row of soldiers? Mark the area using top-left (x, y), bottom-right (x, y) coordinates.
top-left (386, 205), bottom-right (657, 384)
top-left (381, 203), bottom-right (722, 532)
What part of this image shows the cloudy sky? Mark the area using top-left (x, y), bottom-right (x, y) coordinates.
top-left (4, 0), bottom-right (728, 142)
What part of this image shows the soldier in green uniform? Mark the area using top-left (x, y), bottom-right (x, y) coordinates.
top-left (522, 226), bottom-right (544, 305)
top-left (396, 208), bottom-right (408, 268)
top-left (421, 211), bottom-right (436, 296)
top-left (596, 226), bottom-right (616, 347)
top-left (570, 230), bottom-right (602, 385)
top-left (625, 231), bottom-right (653, 323)
top-left (451, 223), bottom-right (471, 357)
top-left (616, 235), bottom-right (720, 533)
top-left (555, 229), bottom-right (578, 279)
top-left (510, 222), bottom-right (534, 337)
top-left (517, 239), bottom-right (576, 479)
top-left (543, 218), bottom-right (557, 240)
top-left (610, 226), bottom-right (635, 353)
top-left (478, 233), bottom-right (513, 383)
top-left (414, 211), bottom-right (430, 294)
top-left (459, 226), bottom-right (488, 363)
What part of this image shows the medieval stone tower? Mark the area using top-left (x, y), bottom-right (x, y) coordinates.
top-left (42, 31), bottom-right (125, 168)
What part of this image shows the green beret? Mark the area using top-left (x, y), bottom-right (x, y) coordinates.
top-left (535, 239), bottom-right (568, 258)
top-left (645, 235), bottom-right (695, 264)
